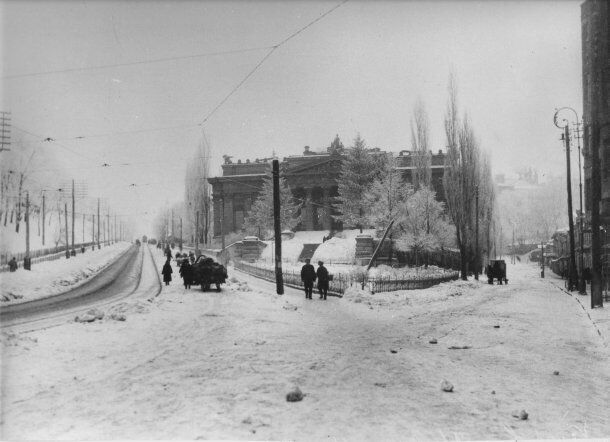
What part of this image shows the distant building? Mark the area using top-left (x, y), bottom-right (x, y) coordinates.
top-left (207, 146), bottom-right (447, 237)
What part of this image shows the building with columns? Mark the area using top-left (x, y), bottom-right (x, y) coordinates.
top-left (207, 146), bottom-right (446, 237)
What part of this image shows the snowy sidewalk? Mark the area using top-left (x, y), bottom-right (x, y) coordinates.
top-left (1, 255), bottom-right (609, 440)
top-left (0, 242), bottom-right (133, 304)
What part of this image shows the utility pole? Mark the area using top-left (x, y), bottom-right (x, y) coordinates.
top-left (510, 222), bottom-right (516, 264)
top-left (574, 121), bottom-right (586, 295)
top-left (71, 179), bottom-right (75, 255)
top-left (97, 199), bottom-right (100, 249)
top-left (220, 186), bottom-right (225, 252)
top-left (24, 191), bottom-right (31, 269)
top-left (114, 214), bottom-right (117, 242)
top-left (179, 217), bottom-right (183, 250)
top-left (474, 185), bottom-right (479, 280)
top-left (64, 203), bottom-right (70, 259)
top-left (590, 122), bottom-right (603, 308)
top-left (195, 210), bottom-right (200, 254)
top-left (541, 241), bottom-right (545, 278)
top-left (171, 209), bottom-right (174, 239)
top-left (272, 159), bottom-right (284, 295)
top-left (563, 125), bottom-right (578, 292)
top-left (92, 214), bottom-right (95, 251)
top-left (42, 191), bottom-right (45, 246)
top-left (107, 210), bottom-right (110, 245)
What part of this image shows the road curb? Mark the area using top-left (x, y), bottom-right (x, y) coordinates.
top-left (548, 280), bottom-right (606, 347)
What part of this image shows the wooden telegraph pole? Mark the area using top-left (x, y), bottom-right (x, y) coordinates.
top-left (42, 191), bottom-right (45, 246)
top-left (24, 191), bottom-right (31, 269)
top-left (92, 214), bottom-right (95, 251)
top-left (71, 179), bottom-right (75, 255)
top-left (97, 199), bottom-right (100, 249)
top-left (564, 125), bottom-right (578, 291)
top-left (64, 203), bottom-right (70, 258)
top-left (272, 159), bottom-right (284, 295)
top-left (195, 210), bottom-right (200, 254)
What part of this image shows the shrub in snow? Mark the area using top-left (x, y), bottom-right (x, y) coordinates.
top-left (1, 292), bottom-right (23, 302)
top-left (110, 313), bottom-right (126, 321)
top-left (86, 308), bottom-right (105, 320)
top-left (511, 409), bottom-right (528, 420)
top-left (286, 387), bottom-right (304, 402)
top-left (440, 380), bottom-right (454, 392)
top-left (74, 313), bottom-right (96, 323)
top-left (429, 338), bottom-right (438, 344)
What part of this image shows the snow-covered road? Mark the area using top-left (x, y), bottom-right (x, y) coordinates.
top-left (1, 253), bottom-right (609, 440)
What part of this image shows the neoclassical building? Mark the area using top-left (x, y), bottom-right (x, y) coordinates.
top-left (208, 146), bottom-right (447, 237)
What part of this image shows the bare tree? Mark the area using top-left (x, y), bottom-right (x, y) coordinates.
top-left (410, 98), bottom-right (432, 190)
top-left (443, 74), bottom-right (493, 279)
top-left (184, 132), bottom-right (212, 246)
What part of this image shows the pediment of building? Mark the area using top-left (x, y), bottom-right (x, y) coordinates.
top-left (284, 157), bottom-right (342, 176)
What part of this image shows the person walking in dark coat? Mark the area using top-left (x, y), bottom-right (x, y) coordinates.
top-left (161, 258), bottom-right (173, 286)
top-left (316, 261), bottom-right (329, 300)
top-left (179, 260), bottom-right (192, 289)
top-left (300, 258), bottom-right (316, 299)
top-left (8, 257), bottom-right (18, 272)
top-left (165, 246), bottom-right (172, 260)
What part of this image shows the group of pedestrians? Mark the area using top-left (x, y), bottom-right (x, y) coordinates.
top-left (159, 245), bottom-right (195, 289)
top-left (300, 259), bottom-right (330, 300)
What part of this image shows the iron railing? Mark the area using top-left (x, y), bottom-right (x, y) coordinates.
top-left (233, 259), bottom-right (459, 295)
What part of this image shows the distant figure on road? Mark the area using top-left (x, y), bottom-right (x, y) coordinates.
top-left (165, 245), bottom-right (172, 260)
top-left (316, 261), bottom-right (329, 300)
top-left (300, 258), bottom-right (316, 299)
top-left (8, 257), bottom-right (18, 272)
top-left (180, 259), bottom-right (192, 289)
top-left (161, 258), bottom-right (173, 286)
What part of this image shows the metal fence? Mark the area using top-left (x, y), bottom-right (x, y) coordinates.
top-left (0, 241), bottom-right (105, 272)
top-left (233, 259), bottom-right (459, 296)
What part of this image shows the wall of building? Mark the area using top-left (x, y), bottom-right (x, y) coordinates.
top-left (208, 149), bottom-right (447, 236)
top-left (582, 0), bottom-right (610, 225)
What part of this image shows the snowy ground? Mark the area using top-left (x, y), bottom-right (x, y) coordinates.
top-left (1, 249), bottom-right (609, 440)
top-left (0, 242), bottom-right (132, 303)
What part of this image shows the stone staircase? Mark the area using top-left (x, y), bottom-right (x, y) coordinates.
top-left (298, 243), bottom-right (320, 262)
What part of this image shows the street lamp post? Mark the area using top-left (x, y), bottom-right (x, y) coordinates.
top-left (554, 108), bottom-right (579, 292)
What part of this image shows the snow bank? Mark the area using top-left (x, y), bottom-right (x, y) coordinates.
top-left (0, 242), bottom-right (132, 304)
top-left (368, 264), bottom-right (454, 278)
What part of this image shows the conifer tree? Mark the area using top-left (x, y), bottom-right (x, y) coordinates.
top-left (335, 134), bottom-right (384, 232)
top-left (243, 171), bottom-right (301, 239)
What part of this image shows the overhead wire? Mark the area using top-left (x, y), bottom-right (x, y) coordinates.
top-left (3, 45), bottom-right (275, 80)
top-left (199, 0), bottom-right (349, 125)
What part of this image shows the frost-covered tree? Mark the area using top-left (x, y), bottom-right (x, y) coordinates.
top-left (396, 186), bottom-right (454, 264)
top-left (363, 154), bottom-right (411, 261)
top-left (243, 171), bottom-right (301, 239)
top-left (335, 134), bottom-right (385, 232)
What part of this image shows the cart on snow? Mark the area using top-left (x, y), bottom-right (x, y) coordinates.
top-left (486, 259), bottom-right (508, 285)
top-left (191, 255), bottom-right (228, 291)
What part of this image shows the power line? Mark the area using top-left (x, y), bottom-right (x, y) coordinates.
top-left (54, 123), bottom-right (201, 141)
top-left (200, 0), bottom-right (349, 125)
top-left (3, 46), bottom-right (274, 80)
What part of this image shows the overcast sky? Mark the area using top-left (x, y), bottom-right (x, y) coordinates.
top-left (1, 0), bottom-right (583, 235)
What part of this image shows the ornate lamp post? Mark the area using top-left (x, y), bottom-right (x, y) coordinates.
top-left (553, 107), bottom-right (579, 292)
